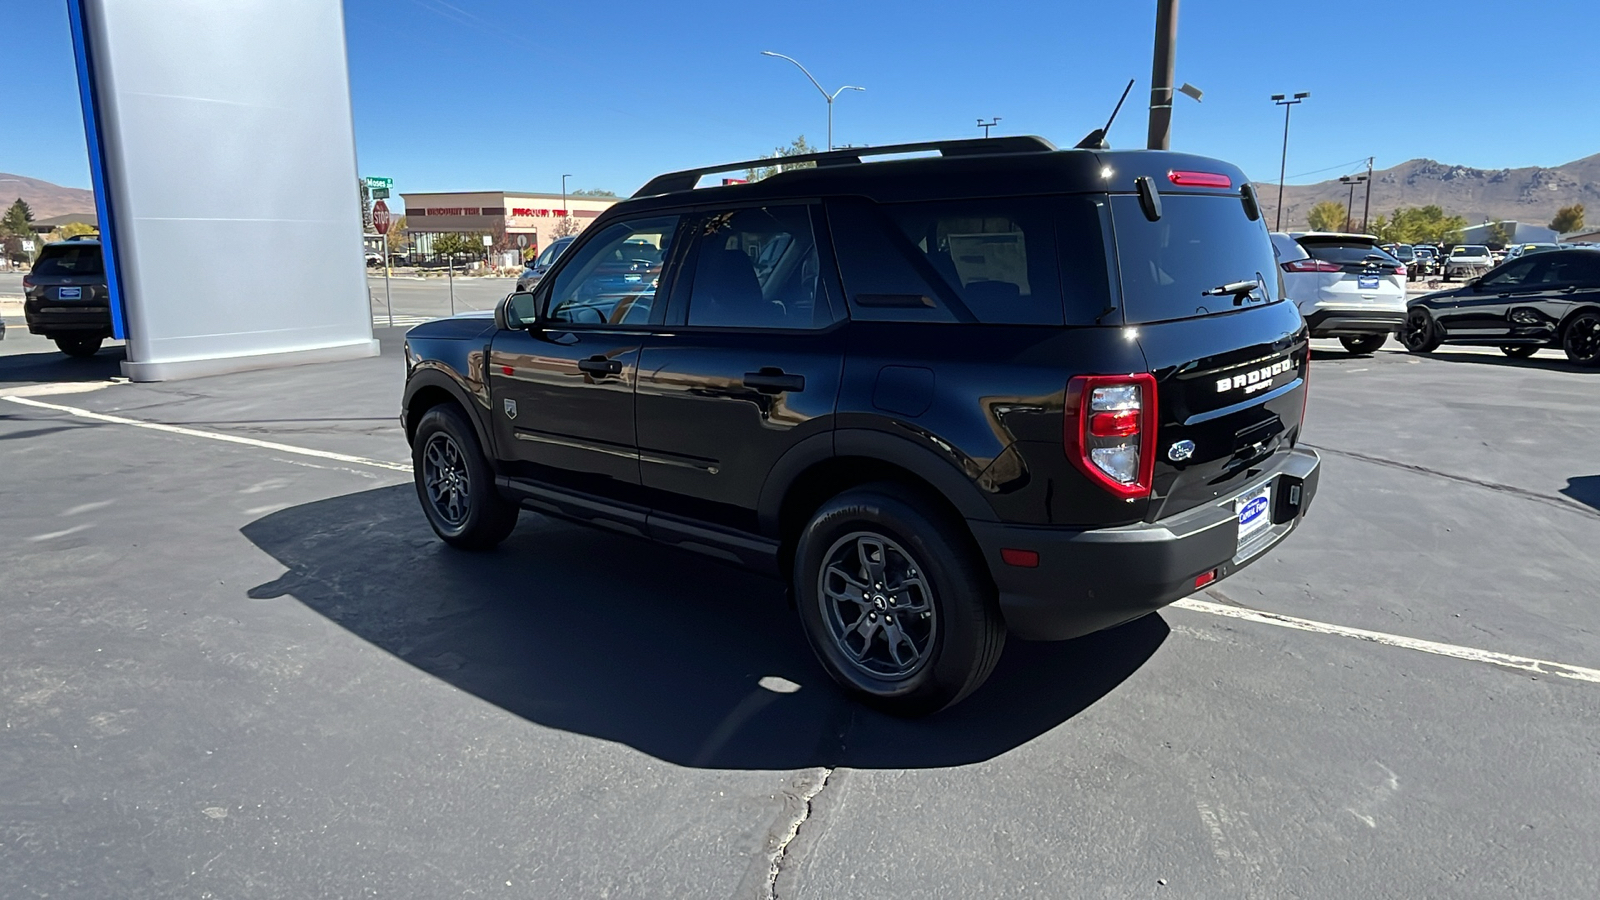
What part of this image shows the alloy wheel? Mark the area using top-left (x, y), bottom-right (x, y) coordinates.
top-left (422, 432), bottom-right (471, 526)
top-left (817, 531), bottom-right (937, 680)
top-left (1564, 314), bottom-right (1600, 365)
top-left (1401, 310), bottom-right (1435, 351)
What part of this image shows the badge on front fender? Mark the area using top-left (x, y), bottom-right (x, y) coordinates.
top-left (504, 398), bottom-right (517, 419)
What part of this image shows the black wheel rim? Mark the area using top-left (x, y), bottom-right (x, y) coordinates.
top-left (422, 432), bottom-right (471, 526)
top-left (1401, 311), bottom-right (1432, 349)
top-left (817, 531), bottom-right (936, 681)
top-left (1566, 315), bottom-right (1600, 363)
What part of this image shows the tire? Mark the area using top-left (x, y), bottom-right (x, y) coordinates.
top-left (411, 404), bottom-right (519, 549)
top-left (1562, 311), bottom-right (1600, 367)
top-left (1339, 334), bottom-right (1388, 355)
top-left (793, 483), bottom-right (1005, 717)
top-left (1500, 345), bottom-right (1538, 359)
top-left (54, 336), bottom-right (103, 357)
top-left (1399, 308), bottom-right (1442, 353)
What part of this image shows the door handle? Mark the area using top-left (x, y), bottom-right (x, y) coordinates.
top-left (743, 368), bottom-right (805, 394)
top-left (577, 355), bottom-right (623, 376)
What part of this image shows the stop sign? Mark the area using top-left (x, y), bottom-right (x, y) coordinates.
top-left (372, 199), bottom-right (391, 235)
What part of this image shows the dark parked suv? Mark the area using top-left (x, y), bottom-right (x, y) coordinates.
top-left (22, 237), bottom-right (113, 356)
top-left (400, 137), bottom-right (1321, 715)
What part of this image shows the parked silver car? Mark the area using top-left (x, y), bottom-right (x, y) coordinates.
top-left (1444, 245), bottom-right (1493, 280)
top-left (515, 236), bottom-right (576, 292)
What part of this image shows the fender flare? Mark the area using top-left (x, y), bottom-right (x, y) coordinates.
top-left (402, 365), bottom-right (494, 456)
top-left (756, 427), bottom-right (999, 535)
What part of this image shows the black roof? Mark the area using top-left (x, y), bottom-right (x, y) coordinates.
top-left (617, 136), bottom-right (1250, 216)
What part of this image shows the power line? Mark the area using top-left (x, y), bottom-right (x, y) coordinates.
top-left (1285, 158), bottom-right (1373, 182)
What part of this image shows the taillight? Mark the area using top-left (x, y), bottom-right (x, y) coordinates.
top-left (1065, 374), bottom-right (1158, 500)
top-left (1395, 265), bottom-right (1407, 277)
top-left (1281, 259), bottom-right (1341, 273)
top-left (21, 276), bottom-right (34, 288)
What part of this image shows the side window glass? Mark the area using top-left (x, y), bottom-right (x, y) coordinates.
top-left (1480, 258), bottom-right (1536, 288)
top-left (882, 198), bottom-right (1065, 325)
top-left (1570, 255), bottom-right (1600, 286)
top-left (546, 216), bottom-right (680, 326)
top-left (685, 206), bottom-right (828, 329)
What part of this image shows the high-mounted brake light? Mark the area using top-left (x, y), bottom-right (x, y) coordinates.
top-left (1168, 170), bottom-right (1232, 188)
top-left (1281, 259), bottom-right (1341, 273)
top-left (1064, 373), bottom-right (1158, 500)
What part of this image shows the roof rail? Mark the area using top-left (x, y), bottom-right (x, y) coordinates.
top-left (631, 135), bottom-right (1060, 198)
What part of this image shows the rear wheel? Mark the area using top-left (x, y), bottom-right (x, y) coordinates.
top-left (1339, 334), bottom-right (1388, 355)
top-left (411, 404), bottom-right (519, 549)
top-left (1562, 312), bottom-right (1600, 367)
top-left (1399, 309), bottom-right (1442, 353)
top-left (54, 336), bottom-right (102, 357)
top-left (793, 483), bottom-right (1005, 717)
top-left (1500, 345), bottom-right (1538, 359)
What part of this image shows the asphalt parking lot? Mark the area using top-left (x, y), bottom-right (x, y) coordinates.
top-left (2, 314), bottom-right (1598, 897)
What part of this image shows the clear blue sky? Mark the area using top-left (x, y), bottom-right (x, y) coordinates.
top-left (5, 0), bottom-right (1597, 209)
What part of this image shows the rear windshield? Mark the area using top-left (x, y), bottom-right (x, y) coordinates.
top-left (1452, 246), bottom-right (1489, 257)
top-left (1109, 194), bottom-right (1280, 324)
top-left (1298, 239), bottom-right (1398, 266)
top-left (32, 244), bottom-right (103, 277)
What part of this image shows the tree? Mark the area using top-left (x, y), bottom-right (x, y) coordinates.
top-left (1550, 204), bottom-right (1585, 235)
top-left (1306, 200), bottom-right (1348, 232)
top-left (54, 221), bottom-right (98, 240)
top-left (746, 136), bottom-right (820, 182)
top-left (2, 198), bottom-right (34, 238)
top-left (553, 213), bottom-right (582, 238)
top-left (570, 188), bottom-right (617, 198)
top-left (1382, 205), bottom-right (1468, 245)
top-left (384, 215), bottom-right (410, 254)
top-left (431, 232), bottom-right (483, 261)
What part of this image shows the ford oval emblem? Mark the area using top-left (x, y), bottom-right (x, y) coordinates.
top-left (1168, 439), bottom-right (1195, 462)
top-left (1240, 496), bottom-right (1269, 525)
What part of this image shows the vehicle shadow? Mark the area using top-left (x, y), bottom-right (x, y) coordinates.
top-left (1562, 476), bottom-right (1600, 513)
top-left (241, 484), bottom-right (1168, 770)
top-left (1411, 349), bottom-right (1593, 374)
top-left (0, 343), bottom-right (126, 384)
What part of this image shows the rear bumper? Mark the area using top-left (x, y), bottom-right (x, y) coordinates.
top-left (23, 301), bottom-right (113, 336)
top-left (970, 447), bottom-right (1320, 641)
top-left (1303, 308), bottom-right (1405, 337)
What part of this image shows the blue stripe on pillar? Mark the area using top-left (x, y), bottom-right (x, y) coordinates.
top-left (66, 0), bottom-right (127, 341)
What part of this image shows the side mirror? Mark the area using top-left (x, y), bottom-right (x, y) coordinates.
top-left (496, 291), bottom-right (540, 331)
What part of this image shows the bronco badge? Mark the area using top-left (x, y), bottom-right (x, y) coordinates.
top-left (503, 398), bottom-right (517, 419)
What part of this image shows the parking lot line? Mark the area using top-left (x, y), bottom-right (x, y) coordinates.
top-left (2, 395), bottom-right (412, 473)
top-left (1175, 596), bottom-right (1600, 685)
top-left (11, 391), bottom-right (1600, 688)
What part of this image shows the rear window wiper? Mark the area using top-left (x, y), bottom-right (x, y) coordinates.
top-left (1201, 280), bottom-right (1263, 305)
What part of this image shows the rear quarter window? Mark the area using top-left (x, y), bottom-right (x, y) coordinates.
top-left (1110, 194), bottom-right (1280, 324)
top-left (827, 196), bottom-right (1110, 326)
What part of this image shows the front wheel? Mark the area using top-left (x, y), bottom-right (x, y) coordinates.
top-left (1500, 345), bottom-right (1539, 359)
top-left (54, 336), bottom-right (103, 357)
top-left (1562, 312), bottom-right (1600, 367)
top-left (411, 404), bottom-right (519, 549)
top-left (1339, 334), bottom-right (1388, 355)
top-left (793, 484), bottom-right (1005, 717)
top-left (1399, 309), bottom-right (1442, 353)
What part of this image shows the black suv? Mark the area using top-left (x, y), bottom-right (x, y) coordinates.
top-left (1400, 248), bottom-right (1600, 365)
top-left (22, 237), bottom-right (113, 356)
top-left (400, 137), bottom-right (1320, 715)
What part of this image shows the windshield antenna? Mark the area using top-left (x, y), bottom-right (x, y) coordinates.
top-left (1075, 79), bottom-right (1136, 150)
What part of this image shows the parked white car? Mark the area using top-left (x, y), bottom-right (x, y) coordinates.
top-left (1444, 245), bottom-right (1493, 280)
top-left (1271, 232), bottom-right (1408, 354)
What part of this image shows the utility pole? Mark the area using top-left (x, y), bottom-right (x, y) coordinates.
top-left (1146, 0), bottom-right (1179, 149)
top-left (1340, 174), bottom-right (1367, 233)
top-left (1272, 92), bottom-right (1311, 231)
top-left (1360, 156), bottom-right (1375, 232)
top-left (977, 117), bottom-right (1001, 138)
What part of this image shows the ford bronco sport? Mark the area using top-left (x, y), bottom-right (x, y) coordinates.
top-left (400, 136), bottom-right (1320, 715)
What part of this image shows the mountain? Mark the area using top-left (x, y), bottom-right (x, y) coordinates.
top-left (1254, 154), bottom-right (1600, 233)
top-left (0, 173), bottom-right (96, 221)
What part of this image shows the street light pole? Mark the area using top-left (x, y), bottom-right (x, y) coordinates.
top-left (561, 173), bottom-right (571, 219)
top-left (1146, 0), bottom-right (1180, 150)
top-left (760, 51), bottom-right (864, 151)
top-left (978, 117), bottom-right (1001, 138)
top-left (1361, 156), bottom-right (1374, 232)
top-left (1272, 92), bottom-right (1310, 232)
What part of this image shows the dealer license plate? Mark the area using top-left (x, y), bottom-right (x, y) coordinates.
top-left (1357, 274), bottom-right (1380, 290)
top-left (58, 287), bottom-right (82, 299)
top-left (1236, 483), bottom-right (1272, 549)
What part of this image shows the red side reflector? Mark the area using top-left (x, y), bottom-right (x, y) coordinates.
top-left (1000, 548), bottom-right (1040, 568)
top-left (501, 366), bottom-right (515, 375)
top-left (1089, 409), bottom-right (1140, 438)
top-left (1168, 170), bottom-right (1232, 188)
top-left (1195, 569), bottom-right (1217, 588)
